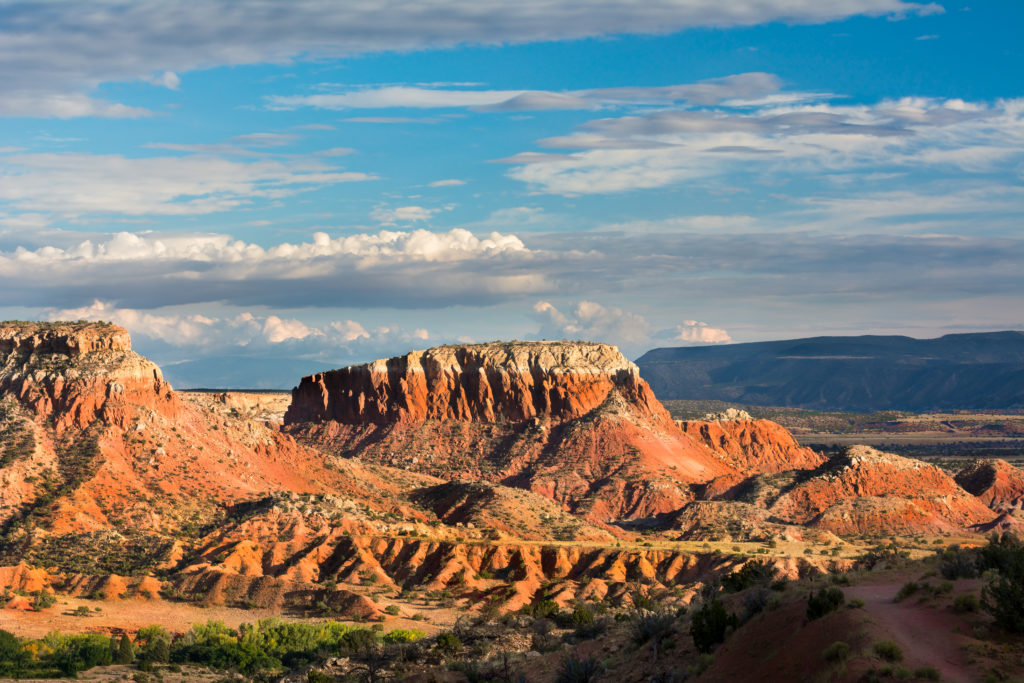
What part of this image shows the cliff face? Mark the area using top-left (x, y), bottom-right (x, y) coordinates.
top-left (285, 342), bottom-right (668, 426)
top-left (0, 322), bottom-right (177, 431)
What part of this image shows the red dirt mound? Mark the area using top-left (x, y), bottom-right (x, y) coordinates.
top-left (955, 458), bottom-right (1024, 512)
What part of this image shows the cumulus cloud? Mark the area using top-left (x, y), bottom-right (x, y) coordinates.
top-left (0, 1), bottom-right (938, 117)
top-left (534, 300), bottom-right (732, 353)
top-left (46, 299), bottom-right (430, 360)
top-left (0, 227), bottom-right (547, 310)
top-left (0, 152), bottom-right (374, 219)
top-left (534, 300), bottom-right (652, 347)
top-left (505, 96), bottom-right (1024, 194)
top-left (667, 320), bottom-right (732, 344)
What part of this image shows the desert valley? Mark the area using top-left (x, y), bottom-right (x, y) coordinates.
top-left (0, 321), bottom-right (1019, 681)
top-left (0, 1), bottom-right (1021, 681)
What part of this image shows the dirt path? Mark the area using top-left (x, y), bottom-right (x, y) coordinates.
top-left (846, 583), bottom-right (977, 683)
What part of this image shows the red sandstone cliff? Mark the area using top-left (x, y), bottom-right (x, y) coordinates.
top-left (0, 322), bottom-right (178, 432)
top-left (285, 342), bottom-right (670, 426)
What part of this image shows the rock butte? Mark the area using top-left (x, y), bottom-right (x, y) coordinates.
top-left (285, 341), bottom-right (663, 425)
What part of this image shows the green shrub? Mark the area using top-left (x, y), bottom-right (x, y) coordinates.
top-left (0, 629), bottom-right (30, 676)
top-left (940, 547), bottom-right (978, 580)
top-left (29, 589), bottom-right (56, 611)
top-left (555, 655), bottom-right (601, 683)
top-left (435, 632), bottom-right (462, 656)
top-left (914, 665), bottom-right (941, 680)
top-left (569, 603), bottom-right (594, 627)
top-left (382, 629), bottom-right (424, 644)
top-left (384, 604), bottom-right (401, 615)
top-left (895, 581), bottom-right (919, 602)
top-left (953, 593), bottom-right (979, 613)
top-left (979, 534), bottom-right (1024, 632)
top-left (690, 600), bottom-right (737, 654)
top-left (721, 560), bottom-right (776, 593)
top-left (525, 599), bottom-right (560, 619)
top-left (873, 640), bottom-right (903, 662)
top-left (807, 587), bottom-right (844, 620)
top-left (115, 634), bottom-right (135, 664)
top-left (50, 633), bottom-right (114, 676)
top-left (847, 597), bottom-right (866, 609)
top-left (823, 640), bottom-right (850, 663)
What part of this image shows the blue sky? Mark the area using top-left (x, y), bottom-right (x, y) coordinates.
top-left (0, 0), bottom-right (1021, 387)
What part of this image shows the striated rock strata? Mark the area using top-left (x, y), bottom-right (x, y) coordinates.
top-left (0, 322), bottom-right (178, 431)
top-left (285, 342), bottom-right (741, 522)
top-left (286, 342), bottom-right (665, 425)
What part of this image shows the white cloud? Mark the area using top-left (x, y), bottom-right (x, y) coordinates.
top-left (144, 70), bottom-right (181, 90)
top-left (371, 205), bottom-right (442, 225)
top-left (428, 179), bottom-right (466, 187)
top-left (266, 73), bottom-right (793, 112)
top-left (0, 227), bottom-right (545, 310)
top-left (505, 96), bottom-right (1024, 194)
top-left (670, 320), bottom-right (732, 344)
top-left (533, 299), bottom-right (733, 353)
top-left (316, 147), bottom-right (356, 157)
top-left (0, 92), bottom-right (151, 119)
top-left (5, 228), bottom-right (528, 266)
top-left (0, 1), bottom-right (937, 117)
top-left (534, 300), bottom-right (652, 346)
top-left (46, 299), bottom-right (430, 358)
top-left (0, 152), bottom-right (375, 218)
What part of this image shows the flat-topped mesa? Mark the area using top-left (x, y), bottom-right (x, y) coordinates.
top-left (0, 321), bottom-right (132, 356)
top-left (285, 341), bottom-right (667, 425)
top-left (0, 321), bottom-right (177, 430)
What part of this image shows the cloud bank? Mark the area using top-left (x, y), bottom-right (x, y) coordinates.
top-left (0, 1), bottom-right (938, 117)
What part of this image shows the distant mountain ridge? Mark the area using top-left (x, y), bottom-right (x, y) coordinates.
top-left (636, 331), bottom-right (1024, 411)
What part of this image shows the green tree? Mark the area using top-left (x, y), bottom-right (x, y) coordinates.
top-left (690, 600), bottom-right (738, 653)
top-left (980, 535), bottom-right (1024, 632)
top-left (0, 629), bottom-right (30, 677)
top-left (116, 634), bottom-right (135, 664)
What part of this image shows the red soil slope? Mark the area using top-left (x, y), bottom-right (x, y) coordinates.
top-left (955, 458), bottom-right (1024, 512)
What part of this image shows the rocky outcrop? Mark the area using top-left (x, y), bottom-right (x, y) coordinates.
top-left (676, 418), bottom-right (826, 475)
top-left (0, 322), bottom-right (178, 431)
top-left (955, 459), bottom-right (1024, 512)
top-left (178, 505), bottom-right (846, 612)
top-left (285, 342), bottom-right (744, 522)
top-left (285, 341), bottom-right (669, 426)
top-left (769, 446), bottom-right (995, 534)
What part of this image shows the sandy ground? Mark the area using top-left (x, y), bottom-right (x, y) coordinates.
top-left (0, 593), bottom-right (452, 639)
